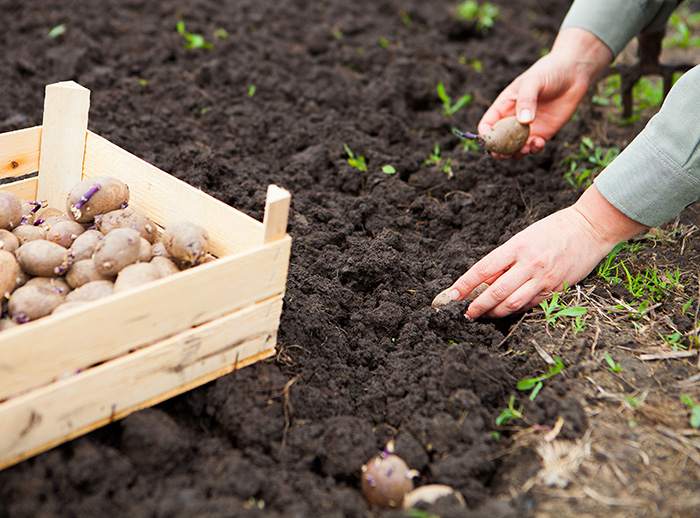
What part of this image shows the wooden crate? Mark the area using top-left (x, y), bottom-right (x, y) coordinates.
top-left (0, 81), bottom-right (292, 471)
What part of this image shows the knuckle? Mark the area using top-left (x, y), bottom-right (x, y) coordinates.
top-left (489, 282), bottom-right (510, 301)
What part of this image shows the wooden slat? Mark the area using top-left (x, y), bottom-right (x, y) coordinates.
top-left (263, 185), bottom-right (291, 244)
top-left (0, 295), bottom-right (282, 471)
top-left (36, 81), bottom-right (90, 210)
top-left (0, 177), bottom-right (38, 202)
top-left (0, 126), bottom-right (41, 181)
top-left (0, 236), bottom-right (291, 400)
top-left (83, 131), bottom-right (264, 256)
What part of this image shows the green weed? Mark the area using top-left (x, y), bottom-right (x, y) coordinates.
top-left (382, 164), bottom-right (397, 175)
top-left (517, 356), bottom-right (565, 400)
top-left (560, 137), bottom-right (619, 188)
top-left (177, 21), bottom-right (213, 50)
top-left (495, 395), bottom-right (524, 426)
top-left (424, 143), bottom-right (454, 178)
top-left (343, 144), bottom-right (367, 172)
top-left (539, 289), bottom-right (587, 328)
top-left (455, 1), bottom-right (500, 34)
top-left (48, 24), bottom-right (66, 38)
top-left (681, 395), bottom-right (700, 428)
top-left (604, 352), bottom-right (622, 372)
top-left (664, 7), bottom-right (700, 48)
top-left (436, 82), bottom-right (472, 117)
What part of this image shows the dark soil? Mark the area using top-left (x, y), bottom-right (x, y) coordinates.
top-left (2, 1), bottom-right (700, 517)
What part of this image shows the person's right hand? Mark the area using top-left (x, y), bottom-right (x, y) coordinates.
top-left (479, 27), bottom-right (614, 157)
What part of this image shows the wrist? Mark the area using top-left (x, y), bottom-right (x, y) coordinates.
top-left (572, 185), bottom-right (647, 250)
top-left (551, 27), bottom-right (614, 86)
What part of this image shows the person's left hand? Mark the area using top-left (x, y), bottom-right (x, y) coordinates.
top-left (448, 186), bottom-right (646, 319)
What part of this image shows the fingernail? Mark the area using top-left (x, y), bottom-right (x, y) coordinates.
top-left (518, 109), bottom-right (533, 124)
top-left (464, 313), bottom-right (473, 322)
top-left (449, 289), bottom-right (460, 301)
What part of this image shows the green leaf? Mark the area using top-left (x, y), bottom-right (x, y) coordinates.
top-left (382, 165), bottom-right (396, 175)
top-left (681, 394), bottom-right (695, 407)
top-left (529, 381), bottom-right (543, 401)
top-left (48, 24), bottom-right (66, 38)
top-left (691, 407), bottom-right (700, 429)
top-left (516, 378), bottom-right (538, 390)
top-left (555, 307), bottom-right (587, 318)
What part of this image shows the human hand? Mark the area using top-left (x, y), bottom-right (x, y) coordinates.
top-left (448, 186), bottom-right (646, 319)
top-left (479, 27), bottom-right (613, 157)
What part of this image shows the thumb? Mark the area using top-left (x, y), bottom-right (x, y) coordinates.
top-left (514, 79), bottom-right (541, 124)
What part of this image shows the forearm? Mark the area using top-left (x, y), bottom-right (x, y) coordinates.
top-left (595, 65), bottom-right (700, 227)
top-left (561, 0), bottom-right (683, 56)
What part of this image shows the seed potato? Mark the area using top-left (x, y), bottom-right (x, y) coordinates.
top-left (0, 191), bottom-right (23, 230)
top-left (161, 220), bottom-right (210, 268)
top-left (96, 208), bottom-right (157, 243)
top-left (69, 229), bottom-right (104, 262)
top-left (114, 262), bottom-right (161, 293)
top-left (65, 280), bottom-right (114, 303)
top-left (46, 219), bottom-right (86, 248)
top-left (9, 283), bottom-right (64, 322)
top-left (66, 176), bottom-right (130, 223)
top-left (481, 116), bottom-right (530, 155)
top-left (12, 224), bottom-right (47, 245)
top-left (361, 443), bottom-right (418, 509)
top-left (93, 227), bottom-right (141, 276)
top-left (150, 256), bottom-right (180, 277)
top-left (0, 229), bottom-right (20, 252)
top-left (15, 240), bottom-right (68, 277)
top-left (0, 250), bottom-right (20, 298)
top-left (66, 259), bottom-right (114, 289)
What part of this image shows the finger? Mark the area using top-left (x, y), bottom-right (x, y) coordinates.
top-left (528, 136), bottom-right (547, 155)
top-left (449, 253), bottom-right (513, 302)
top-left (478, 93), bottom-right (517, 135)
top-left (463, 265), bottom-right (531, 319)
top-left (514, 78), bottom-right (542, 125)
top-left (480, 279), bottom-right (546, 319)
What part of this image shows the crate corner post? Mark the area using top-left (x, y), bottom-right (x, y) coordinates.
top-left (262, 185), bottom-right (291, 244)
top-left (37, 81), bottom-right (91, 210)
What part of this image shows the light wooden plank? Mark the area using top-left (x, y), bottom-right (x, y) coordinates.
top-left (37, 81), bottom-right (90, 210)
top-left (0, 295), bottom-right (282, 471)
top-left (83, 131), bottom-right (264, 256)
top-left (0, 177), bottom-right (38, 202)
top-left (263, 185), bottom-right (291, 244)
top-left (0, 236), bottom-right (291, 400)
top-left (0, 126), bottom-right (41, 180)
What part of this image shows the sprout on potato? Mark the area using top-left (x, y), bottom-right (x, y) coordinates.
top-left (361, 441), bottom-right (419, 508)
top-left (66, 176), bottom-right (130, 223)
top-left (454, 115), bottom-right (530, 155)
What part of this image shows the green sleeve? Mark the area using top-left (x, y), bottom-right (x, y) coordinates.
top-left (561, 0), bottom-right (682, 56)
top-left (594, 65), bottom-right (700, 227)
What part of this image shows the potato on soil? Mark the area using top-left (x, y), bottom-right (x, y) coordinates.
top-left (12, 224), bottom-right (47, 244)
top-left (65, 280), bottom-right (114, 302)
top-left (15, 240), bottom-right (68, 277)
top-left (69, 229), bottom-right (104, 262)
top-left (96, 208), bottom-right (157, 243)
top-left (361, 443), bottom-right (418, 508)
top-left (114, 262), bottom-right (161, 293)
top-left (92, 227), bottom-right (141, 276)
top-left (150, 256), bottom-right (180, 277)
top-left (46, 219), bottom-right (86, 248)
top-left (9, 283), bottom-right (64, 322)
top-left (481, 116), bottom-right (530, 155)
top-left (0, 229), bottom-right (20, 252)
top-left (0, 191), bottom-right (23, 230)
top-left (66, 176), bottom-right (130, 223)
top-left (66, 259), bottom-right (113, 289)
top-left (0, 250), bottom-right (20, 298)
top-left (161, 220), bottom-right (210, 268)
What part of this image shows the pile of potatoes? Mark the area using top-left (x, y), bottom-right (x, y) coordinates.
top-left (0, 176), bottom-right (210, 331)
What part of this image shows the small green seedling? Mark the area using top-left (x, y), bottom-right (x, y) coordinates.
top-left (604, 352), bottom-right (622, 372)
top-left (176, 21), bottom-right (213, 50)
top-left (496, 395), bottom-right (524, 426)
top-left (382, 165), bottom-right (396, 175)
top-left (455, 1), bottom-right (500, 34)
top-left (247, 85), bottom-right (257, 97)
top-left (213, 28), bottom-right (229, 40)
top-left (681, 395), bottom-right (700, 428)
top-left (539, 289), bottom-right (587, 328)
top-left (664, 8), bottom-right (700, 49)
top-left (517, 356), bottom-right (565, 400)
top-left (343, 144), bottom-right (367, 172)
top-left (424, 143), bottom-right (453, 178)
top-left (560, 137), bottom-right (620, 188)
top-left (436, 82), bottom-right (472, 117)
top-left (48, 24), bottom-right (66, 38)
